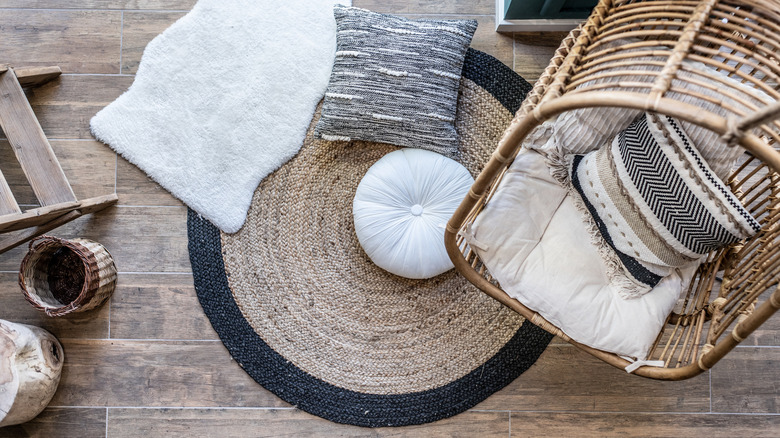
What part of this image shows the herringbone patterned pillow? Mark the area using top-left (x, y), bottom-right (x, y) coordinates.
top-left (570, 112), bottom-right (760, 296)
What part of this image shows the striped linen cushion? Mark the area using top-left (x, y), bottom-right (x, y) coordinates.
top-left (314, 6), bottom-right (477, 157)
top-left (551, 41), bottom-right (773, 180)
top-left (570, 112), bottom-right (760, 295)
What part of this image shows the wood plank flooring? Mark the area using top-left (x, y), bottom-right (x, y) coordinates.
top-left (0, 1), bottom-right (778, 436)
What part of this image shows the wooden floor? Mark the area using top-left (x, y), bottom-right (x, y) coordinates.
top-left (1, 1), bottom-right (779, 436)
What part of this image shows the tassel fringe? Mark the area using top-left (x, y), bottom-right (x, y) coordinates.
top-left (544, 148), bottom-right (652, 300)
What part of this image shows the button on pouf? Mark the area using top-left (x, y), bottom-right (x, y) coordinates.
top-left (353, 148), bottom-right (475, 279)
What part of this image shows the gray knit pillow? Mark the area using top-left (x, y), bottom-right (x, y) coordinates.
top-left (314, 6), bottom-right (478, 157)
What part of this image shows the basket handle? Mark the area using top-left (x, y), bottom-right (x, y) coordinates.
top-left (722, 99), bottom-right (780, 145)
top-left (28, 234), bottom-right (59, 251)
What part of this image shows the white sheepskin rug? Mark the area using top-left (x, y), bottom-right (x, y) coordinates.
top-left (91, 0), bottom-right (350, 233)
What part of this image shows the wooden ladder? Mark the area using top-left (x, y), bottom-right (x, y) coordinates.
top-left (0, 65), bottom-right (118, 254)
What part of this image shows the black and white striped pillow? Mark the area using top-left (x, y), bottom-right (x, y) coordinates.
top-left (314, 6), bottom-right (477, 157)
top-left (570, 113), bottom-right (761, 293)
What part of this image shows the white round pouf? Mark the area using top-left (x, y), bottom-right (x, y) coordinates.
top-left (353, 148), bottom-right (475, 279)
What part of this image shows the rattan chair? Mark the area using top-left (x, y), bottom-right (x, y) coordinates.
top-left (445, 0), bottom-right (780, 380)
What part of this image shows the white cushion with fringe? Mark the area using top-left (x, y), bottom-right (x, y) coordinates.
top-left (468, 147), bottom-right (699, 360)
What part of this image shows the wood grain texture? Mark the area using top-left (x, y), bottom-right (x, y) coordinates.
top-left (0, 271), bottom-right (109, 342)
top-left (0, 0), bottom-right (196, 9)
top-left (21, 75), bottom-right (135, 140)
top-left (513, 32), bottom-right (569, 83)
top-left (121, 11), bottom-right (187, 75)
top-left (353, 0), bottom-right (494, 15)
top-left (0, 194), bottom-right (117, 255)
top-left (749, 319), bottom-right (780, 346)
top-left (0, 201), bottom-right (80, 233)
top-left (107, 408), bottom-right (508, 437)
top-left (549, 335), bottom-right (570, 346)
top-left (0, 10), bottom-right (121, 74)
top-left (115, 155), bottom-right (183, 206)
top-left (121, 12), bottom-right (506, 75)
top-left (15, 66), bottom-right (62, 89)
top-left (0, 141), bottom-right (35, 206)
top-left (0, 320), bottom-right (65, 428)
top-left (0, 170), bottom-right (20, 216)
top-left (49, 340), bottom-right (286, 408)
top-left (110, 274), bottom-right (216, 340)
top-left (473, 346), bottom-right (711, 412)
top-left (0, 140), bottom-right (114, 207)
top-left (0, 407), bottom-right (106, 438)
top-left (0, 206), bottom-right (189, 272)
top-left (509, 412), bottom-right (780, 437)
top-left (741, 289), bottom-right (780, 346)
top-left (711, 347), bottom-right (780, 413)
top-left (0, 69), bottom-right (76, 206)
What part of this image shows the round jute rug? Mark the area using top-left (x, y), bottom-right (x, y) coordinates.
top-left (188, 49), bottom-right (553, 427)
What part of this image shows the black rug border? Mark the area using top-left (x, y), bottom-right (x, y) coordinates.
top-left (188, 48), bottom-right (552, 428)
top-left (461, 48), bottom-right (532, 114)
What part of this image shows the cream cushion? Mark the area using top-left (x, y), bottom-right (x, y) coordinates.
top-left (353, 148), bottom-right (474, 279)
top-left (469, 147), bottom-right (699, 360)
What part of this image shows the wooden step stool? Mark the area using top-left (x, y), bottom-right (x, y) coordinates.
top-left (0, 65), bottom-right (118, 254)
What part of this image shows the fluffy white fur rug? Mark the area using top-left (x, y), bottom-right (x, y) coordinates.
top-left (91, 0), bottom-right (350, 233)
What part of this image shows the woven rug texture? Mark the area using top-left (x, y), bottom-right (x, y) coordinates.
top-left (188, 49), bottom-right (553, 427)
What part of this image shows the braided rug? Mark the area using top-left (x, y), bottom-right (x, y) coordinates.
top-left (188, 49), bottom-right (553, 427)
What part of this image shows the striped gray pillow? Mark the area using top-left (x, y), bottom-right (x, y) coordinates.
top-left (314, 6), bottom-right (477, 157)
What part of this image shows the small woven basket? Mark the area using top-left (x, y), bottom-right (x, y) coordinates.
top-left (19, 236), bottom-right (117, 317)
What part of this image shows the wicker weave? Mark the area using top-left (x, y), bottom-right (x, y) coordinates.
top-left (445, 0), bottom-right (780, 380)
top-left (19, 236), bottom-right (117, 317)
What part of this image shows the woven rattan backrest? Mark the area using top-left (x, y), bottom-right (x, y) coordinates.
top-left (446, 0), bottom-right (780, 379)
top-left (534, 0), bottom-right (780, 160)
